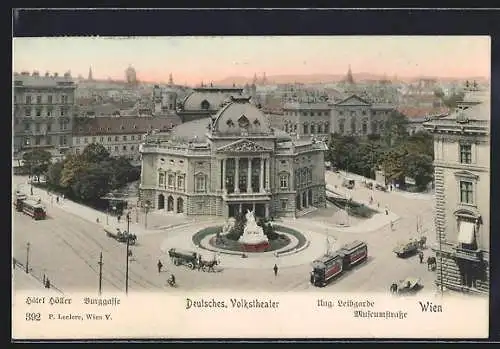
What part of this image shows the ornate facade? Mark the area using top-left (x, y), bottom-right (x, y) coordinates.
top-left (423, 92), bottom-right (490, 295)
top-left (282, 102), bottom-right (331, 140)
top-left (139, 96), bottom-right (328, 218)
top-left (332, 95), bottom-right (394, 136)
top-left (13, 71), bottom-right (76, 159)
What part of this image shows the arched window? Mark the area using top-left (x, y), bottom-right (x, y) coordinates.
top-left (362, 120), bottom-right (368, 134)
top-left (317, 124), bottom-right (323, 133)
top-left (351, 119), bottom-right (356, 134)
top-left (303, 123), bottom-right (309, 134)
top-left (158, 172), bottom-right (165, 187)
top-left (324, 122), bottom-right (330, 134)
top-left (311, 124), bottom-right (316, 134)
top-left (200, 100), bottom-right (210, 110)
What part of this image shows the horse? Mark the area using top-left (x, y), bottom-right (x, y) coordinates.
top-left (427, 256), bottom-right (437, 271)
top-left (390, 283), bottom-right (398, 293)
top-left (201, 259), bottom-right (219, 272)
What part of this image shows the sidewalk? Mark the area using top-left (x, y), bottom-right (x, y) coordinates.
top-left (20, 183), bottom-right (198, 237)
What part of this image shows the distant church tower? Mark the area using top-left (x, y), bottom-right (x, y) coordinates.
top-left (346, 65), bottom-right (354, 84)
top-left (168, 73), bottom-right (174, 85)
top-left (88, 66), bottom-right (93, 81)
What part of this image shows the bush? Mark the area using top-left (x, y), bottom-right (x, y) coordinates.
top-left (326, 196), bottom-right (378, 218)
top-left (192, 226), bottom-right (223, 246)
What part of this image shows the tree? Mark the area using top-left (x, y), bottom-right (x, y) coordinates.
top-left (22, 149), bottom-right (52, 181)
top-left (59, 154), bottom-right (87, 189)
top-left (380, 146), bottom-right (407, 184)
top-left (81, 143), bottom-right (110, 163)
top-left (382, 111), bottom-right (409, 147)
top-left (405, 153), bottom-right (434, 190)
top-left (70, 163), bottom-right (114, 201)
top-left (443, 91), bottom-right (465, 109)
top-left (46, 161), bottom-right (64, 187)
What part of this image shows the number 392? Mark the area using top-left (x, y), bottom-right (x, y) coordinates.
top-left (25, 312), bottom-right (41, 321)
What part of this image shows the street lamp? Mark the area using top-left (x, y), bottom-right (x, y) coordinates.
top-left (25, 242), bottom-right (31, 274)
top-left (144, 201), bottom-right (151, 229)
top-left (25, 139), bottom-right (33, 196)
top-left (125, 212), bottom-right (131, 295)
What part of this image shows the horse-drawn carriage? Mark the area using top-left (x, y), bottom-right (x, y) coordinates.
top-left (167, 248), bottom-right (219, 272)
top-left (393, 236), bottom-right (426, 258)
top-left (390, 277), bottom-right (421, 294)
top-left (105, 228), bottom-right (137, 245)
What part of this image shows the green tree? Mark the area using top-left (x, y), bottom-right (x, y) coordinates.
top-left (71, 163), bottom-right (114, 201)
top-left (81, 143), bottom-right (110, 163)
top-left (443, 91), bottom-right (465, 109)
top-left (22, 149), bottom-right (52, 181)
top-left (46, 160), bottom-right (64, 187)
top-left (60, 154), bottom-right (87, 189)
top-left (380, 146), bottom-right (407, 184)
top-left (382, 111), bottom-right (409, 147)
top-left (405, 153), bottom-right (434, 190)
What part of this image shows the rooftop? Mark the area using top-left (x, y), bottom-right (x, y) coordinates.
top-left (73, 115), bottom-right (181, 136)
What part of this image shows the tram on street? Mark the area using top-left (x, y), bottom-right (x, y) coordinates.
top-left (310, 240), bottom-right (368, 287)
top-left (19, 199), bottom-right (47, 220)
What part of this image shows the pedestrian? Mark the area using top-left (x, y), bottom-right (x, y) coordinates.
top-left (390, 220), bottom-right (394, 231)
top-left (419, 251), bottom-right (424, 264)
top-left (117, 215), bottom-right (121, 223)
top-left (385, 208), bottom-right (388, 215)
top-left (62, 194), bottom-right (65, 202)
top-left (45, 278), bottom-right (51, 289)
top-left (273, 264), bottom-right (278, 276)
top-left (157, 260), bottom-right (163, 274)
top-left (56, 196), bottom-right (59, 204)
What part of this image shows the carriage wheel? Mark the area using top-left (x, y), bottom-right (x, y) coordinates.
top-left (174, 258), bottom-right (179, 266)
top-left (187, 262), bottom-right (194, 270)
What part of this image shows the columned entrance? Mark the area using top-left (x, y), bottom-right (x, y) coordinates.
top-left (227, 203), bottom-right (268, 218)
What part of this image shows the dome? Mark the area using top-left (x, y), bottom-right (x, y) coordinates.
top-left (182, 91), bottom-right (232, 111)
top-left (212, 97), bottom-right (271, 135)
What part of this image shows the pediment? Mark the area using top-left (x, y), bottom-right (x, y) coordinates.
top-left (217, 139), bottom-right (272, 153)
top-left (454, 170), bottom-right (479, 180)
top-left (335, 95), bottom-right (372, 107)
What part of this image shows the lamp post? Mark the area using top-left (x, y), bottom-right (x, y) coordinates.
top-left (25, 242), bottom-right (31, 274)
top-left (144, 201), bottom-right (150, 229)
top-left (439, 229), bottom-right (444, 294)
top-left (125, 212), bottom-right (131, 295)
top-left (25, 139), bottom-right (33, 195)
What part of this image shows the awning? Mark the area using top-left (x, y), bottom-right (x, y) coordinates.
top-left (458, 221), bottom-right (475, 244)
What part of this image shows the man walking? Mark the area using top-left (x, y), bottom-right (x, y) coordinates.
top-left (157, 260), bottom-right (163, 274)
top-left (273, 264), bottom-right (278, 277)
top-left (419, 251), bottom-right (424, 264)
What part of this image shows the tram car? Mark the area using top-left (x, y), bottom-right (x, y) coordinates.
top-left (310, 240), bottom-right (368, 287)
top-left (310, 252), bottom-right (344, 287)
top-left (338, 240), bottom-right (368, 269)
top-left (19, 199), bottom-right (47, 220)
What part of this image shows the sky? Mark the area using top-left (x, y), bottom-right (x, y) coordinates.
top-left (13, 36), bottom-right (490, 85)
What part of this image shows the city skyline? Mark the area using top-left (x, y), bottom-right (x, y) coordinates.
top-left (13, 36), bottom-right (490, 85)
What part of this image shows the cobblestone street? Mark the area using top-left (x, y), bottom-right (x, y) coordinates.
top-left (13, 174), bottom-right (438, 294)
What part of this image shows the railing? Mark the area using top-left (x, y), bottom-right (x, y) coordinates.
top-left (454, 246), bottom-right (483, 262)
top-left (12, 257), bottom-right (64, 294)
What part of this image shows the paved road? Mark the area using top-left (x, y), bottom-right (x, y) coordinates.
top-left (12, 173), bottom-right (437, 294)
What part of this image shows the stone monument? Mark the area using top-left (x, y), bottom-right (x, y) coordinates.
top-left (238, 209), bottom-right (269, 250)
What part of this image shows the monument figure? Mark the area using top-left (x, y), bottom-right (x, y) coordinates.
top-left (238, 209), bottom-right (269, 245)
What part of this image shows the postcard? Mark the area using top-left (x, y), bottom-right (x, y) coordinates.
top-left (12, 35), bottom-right (490, 339)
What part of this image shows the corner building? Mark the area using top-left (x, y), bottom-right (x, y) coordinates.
top-left (424, 94), bottom-right (490, 295)
top-left (139, 97), bottom-right (328, 218)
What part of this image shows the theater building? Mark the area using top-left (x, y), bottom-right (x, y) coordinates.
top-left (424, 92), bottom-right (490, 295)
top-left (139, 96), bottom-right (328, 218)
